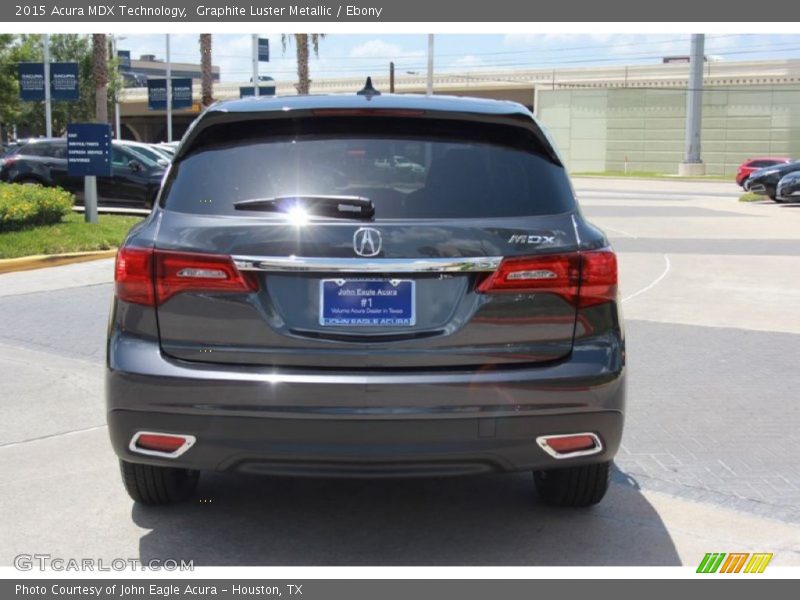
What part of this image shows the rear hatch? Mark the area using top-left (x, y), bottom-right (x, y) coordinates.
top-left (153, 113), bottom-right (581, 369)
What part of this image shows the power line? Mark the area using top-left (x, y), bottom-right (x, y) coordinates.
top-left (148, 33), bottom-right (787, 62)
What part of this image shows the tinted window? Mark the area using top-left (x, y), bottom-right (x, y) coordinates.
top-left (751, 160), bottom-right (781, 168)
top-left (113, 146), bottom-right (158, 168)
top-left (126, 144), bottom-right (170, 164)
top-left (163, 118), bottom-right (575, 219)
top-left (20, 142), bottom-right (64, 158)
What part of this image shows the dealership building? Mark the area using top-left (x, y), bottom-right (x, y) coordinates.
top-left (118, 58), bottom-right (800, 176)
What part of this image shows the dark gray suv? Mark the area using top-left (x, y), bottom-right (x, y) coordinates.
top-left (107, 91), bottom-right (625, 508)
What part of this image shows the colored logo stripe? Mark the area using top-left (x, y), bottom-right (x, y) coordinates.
top-left (744, 553), bottom-right (773, 573)
top-left (697, 552), bottom-right (773, 573)
top-left (720, 553), bottom-right (749, 573)
top-left (697, 553), bottom-right (726, 573)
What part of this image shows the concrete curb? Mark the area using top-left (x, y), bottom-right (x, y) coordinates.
top-left (0, 249), bottom-right (117, 275)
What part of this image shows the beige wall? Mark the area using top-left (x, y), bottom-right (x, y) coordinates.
top-left (537, 85), bottom-right (800, 175)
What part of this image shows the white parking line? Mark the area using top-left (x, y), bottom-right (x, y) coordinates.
top-left (0, 425), bottom-right (107, 450)
top-left (622, 254), bottom-right (671, 303)
top-left (601, 224), bottom-right (639, 239)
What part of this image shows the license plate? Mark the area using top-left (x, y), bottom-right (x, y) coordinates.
top-left (319, 279), bottom-right (416, 326)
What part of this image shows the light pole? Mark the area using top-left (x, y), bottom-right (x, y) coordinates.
top-left (252, 34), bottom-right (260, 97)
top-left (426, 34), bottom-right (434, 96)
top-left (679, 34), bottom-right (705, 176)
top-left (111, 35), bottom-right (125, 140)
top-left (165, 34), bottom-right (172, 142)
top-left (43, 34), bottom-right (52, 137)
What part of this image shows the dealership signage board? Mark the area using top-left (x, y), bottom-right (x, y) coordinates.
top-left (66, 123), bottom-right (112, 177)
top-left (239, 85), bottom-right (276, 98)
top-left (18, 63), bottom-right (45, 101)
top-left (148, 78), bottom-right (193, 110)
top-left (258, 37), bottom-right (270, 61)
top-left (117, 50), bottom-right (131, 70)
top-left (171, 78), bottom-right (193, 108)
top-left (18, 62), bottom-right (79, 101)
top-left (49, 62), bottom-right (79, 101)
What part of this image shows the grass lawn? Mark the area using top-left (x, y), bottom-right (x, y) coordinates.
top-left (739, 192), bottom-right (766, 202)
top-left (0, 212), bottom-right (143, 259)
top-left (572, 170), bottom-right (731, 182)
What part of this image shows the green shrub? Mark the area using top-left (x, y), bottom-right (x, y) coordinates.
top-left (0, 183), bottom-right (74, 232)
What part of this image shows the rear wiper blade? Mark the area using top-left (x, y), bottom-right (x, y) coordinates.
top-left (233, 195), bottom-right (375, 220)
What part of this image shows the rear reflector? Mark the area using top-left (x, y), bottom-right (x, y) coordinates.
top-left (477, 249), bottom-right (617, 307)
top-left (536, 433), bottom-right (603, 459)
top-left (115, 247), bottom-right (259, 306)
top-left (130, 432), bottom-right (196, 458)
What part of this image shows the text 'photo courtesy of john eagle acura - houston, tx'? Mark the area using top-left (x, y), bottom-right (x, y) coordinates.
top-left (107, 83), bottom-right (624, 508)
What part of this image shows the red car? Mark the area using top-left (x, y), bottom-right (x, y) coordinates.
top-left (736, 157), bottom-right (792, 187)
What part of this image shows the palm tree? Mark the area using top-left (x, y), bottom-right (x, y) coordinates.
top-left (199, 34), bottom-right (213, 107)
top-left (91, 34), bottom-right (108, 124)
top-left (281, 34), bottom-right (325, 95)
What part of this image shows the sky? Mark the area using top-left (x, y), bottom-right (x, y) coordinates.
top-left (116, 34), bottom-right (800, 84)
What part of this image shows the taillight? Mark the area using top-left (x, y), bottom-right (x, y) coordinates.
top-left (114, 247), bottom-right (258, 306)
top-left (476, 253), bottom-right (580, 299)
top-left (578, 249), bottom-right (618, 307)
top-left (476, 249), bottom-right (617, 307)
top-left (115, 247), bottom-right (155, 306)
top-left (155, 250), bottom-right (258, 304)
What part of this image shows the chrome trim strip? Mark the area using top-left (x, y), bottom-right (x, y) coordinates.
top-left (536, 432), bottom-right (603, 460)
top-left (233, 256), bottom-right (503, 273)
top-left (129, 431), bottom-right (197, 459)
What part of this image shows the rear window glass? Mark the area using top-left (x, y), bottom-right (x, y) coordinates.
top-left (162, 117), bottom-right (576, 219)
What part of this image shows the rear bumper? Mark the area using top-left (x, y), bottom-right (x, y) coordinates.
top-left (107, 333), bottom-right (625, 476)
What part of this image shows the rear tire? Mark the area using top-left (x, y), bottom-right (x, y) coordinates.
top-left (119, 459), bottom-right (199, 505)
top-left (534, 461), bottom-right (611, 507)
top-left (16, 178), bottom-right (42, 186)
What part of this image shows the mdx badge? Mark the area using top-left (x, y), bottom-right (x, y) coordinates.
top-left (508, 234), bottom-right (556, 245)
top-left (353, 227), bottom-right (382, 257)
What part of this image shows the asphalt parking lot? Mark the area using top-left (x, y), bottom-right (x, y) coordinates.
top-left (1, 177), bottom-right (799, 566)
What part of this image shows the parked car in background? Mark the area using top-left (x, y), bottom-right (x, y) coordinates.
top-left (120, 140), bottom-right (172, 166)
top-left (1, 139), bottom-right (32, 157)
top-left (107, 92), bottom-right (625, 508)
top-left (154, 142), bottom-right (178, 158)
top-left (745, 160), bottom-right (800, 200)
top-left (776, 171), bottom-right (800, 202)
top-left (736, 157), bottom-right (792, 188)
top-left (121, 71), bottom-right (149, 88)
top-left (0, 137), bottom-right (165, 208)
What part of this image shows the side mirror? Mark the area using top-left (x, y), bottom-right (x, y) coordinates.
top-left (128, 160), bottom-right (142, 172)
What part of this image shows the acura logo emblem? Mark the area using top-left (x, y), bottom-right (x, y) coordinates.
top-left (353, 227), bottom-right (382, 257)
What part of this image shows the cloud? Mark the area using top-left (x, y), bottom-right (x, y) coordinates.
top-left (449, 55), bottom-right (485, 69)
top-left (349, 39), bottom-right (424, 60)
top-left (502, 34), bottom-right (614, 49)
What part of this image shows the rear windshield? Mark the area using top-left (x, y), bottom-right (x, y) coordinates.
top-left (162, 117), bottom-right (576, 219)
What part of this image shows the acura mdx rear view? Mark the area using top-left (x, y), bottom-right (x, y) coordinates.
top-left (107, 92), bottom-right (625, 508)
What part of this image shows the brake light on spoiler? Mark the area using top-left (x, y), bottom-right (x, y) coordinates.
top-left (115, 247), bottom-right (258, 306)
top-left (477, 250), bottom-right (618, 307)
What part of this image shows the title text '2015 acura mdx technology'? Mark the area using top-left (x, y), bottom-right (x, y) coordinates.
top-left (107, 88), bottom-right (626, 508)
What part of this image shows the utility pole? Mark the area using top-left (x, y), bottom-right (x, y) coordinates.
top-left (43, 34), bottom-right (52, 137)
top-left (426, 34), bottom-right (434, 96)
top-left (389, 61), bottom-right (395, 93)
top-left (252, 34), bottom-right (260, 97)
top-left (165, 34), bottom-right (172, 142)
top-left (679, 34), bottom-right (705, 176)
